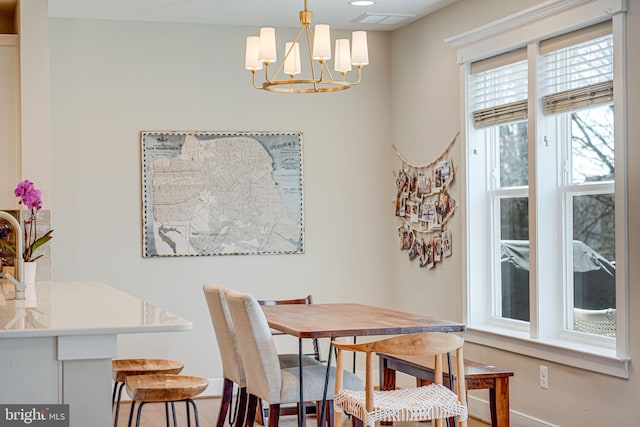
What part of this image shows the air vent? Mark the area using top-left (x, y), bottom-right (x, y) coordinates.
top-left (352, 12), bottom-right (416, 25)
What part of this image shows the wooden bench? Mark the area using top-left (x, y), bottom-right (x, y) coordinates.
top-left (379, 353), bottom-right (514, 427)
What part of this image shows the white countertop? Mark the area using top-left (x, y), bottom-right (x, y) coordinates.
top-left (0, 281), bottom-right (192, 338)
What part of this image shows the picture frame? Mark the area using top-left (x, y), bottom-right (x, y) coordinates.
top-left (141, 131), bottom-right (304, 257)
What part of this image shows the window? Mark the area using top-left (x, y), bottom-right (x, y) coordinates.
top-left (450, 0), bottom-right (628, 377)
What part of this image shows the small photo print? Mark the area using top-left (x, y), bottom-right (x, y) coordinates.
top-left (397, 192), bottom-right (408, 217)
top-left (423, 203), bottom-right (435, 226)
top-left (435, 160), bottom-right (452, 189)
top-left (408, 201), bottom-right (419, 223)
top-left (434, 236), bottom-right (442, 262)
top-left (442, 230), bottom-right (452, 257)
top-left (396, 168), bottom-right (408, 193)
top-left (416, 174), bottom-right (432, 195)
top-left (427, 239), bottom-right (435, 269)
top-left (398, 225), bottom-right (415, 250)
top-left (418, 239), bottom-right (428, 267)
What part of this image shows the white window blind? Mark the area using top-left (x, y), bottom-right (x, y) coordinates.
top-left (541, 22), bottom-right (613, 115)
top-left (470, 49), bottom-right (528, 128)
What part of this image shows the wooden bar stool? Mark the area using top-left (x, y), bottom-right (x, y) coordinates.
top-left (112, 359), bottom-right (184, 427)
top-left (126, 374), bottom-right (209, 427)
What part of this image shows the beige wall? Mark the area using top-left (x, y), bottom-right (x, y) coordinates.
top-left (391, 0), bottom-right (640, 425)
top-left (48, 19), bottom-right (394, 381)
top-left (47, 0), bottom-right (640, 423)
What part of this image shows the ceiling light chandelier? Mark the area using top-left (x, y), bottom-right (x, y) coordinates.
top-left (244, 0), bottom-right (369, 93)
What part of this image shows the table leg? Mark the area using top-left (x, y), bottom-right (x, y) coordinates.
top-left (491, 377), bottom-right (510, 427)
top-left (298, 338), bottom-right (306, 427)
top-left (319, 338), bottom-right (334, 427)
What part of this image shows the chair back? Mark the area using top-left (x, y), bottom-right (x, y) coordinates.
top-left (258, 295), bottom-right (321, 361)
top-left (333, 332), bottom-right (466, 420)
top-left (258, 295), bottom-right (314, 306)
top-left (203, 284), bottom-right (246, 386)
top-left (226, 289), bottom-right (283, 402)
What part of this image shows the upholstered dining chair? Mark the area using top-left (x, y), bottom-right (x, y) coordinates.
top-left (333, 332), bottom-right (468, 427)
top-left (257, 295), bottom-right (322, 425)
top-left (203, 285), bottom-right (322, 427)
top-left (225, 289), bottom-right (364, 427)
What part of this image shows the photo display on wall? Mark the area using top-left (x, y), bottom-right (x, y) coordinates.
top-left (394, 132), bottom-right (458, 269)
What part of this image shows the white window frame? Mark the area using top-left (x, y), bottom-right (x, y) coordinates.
top-left (446, 0), bottom-right (629, 378)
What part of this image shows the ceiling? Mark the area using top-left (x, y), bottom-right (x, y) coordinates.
top-left (47, 0), bottom-right (457, 31)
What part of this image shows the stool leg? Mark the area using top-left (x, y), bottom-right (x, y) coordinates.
top-left (186, 400), bottom-right (192, 427)
top-left (135, 402), bottom-right (146, 427)
top-left (188, 399), bottom-right (201, 427)
top-left (172, 402), bottom-right (178, 427)
top-left (165, 402), bottom-right (171, 427)
top-left (126, 401), bottom-right (136, 427)
top-left (112, 381), bottom-right (119, 408)
top-left (114, 382), bottom-right (126, 427)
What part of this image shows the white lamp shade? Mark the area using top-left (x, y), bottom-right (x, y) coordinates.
top-left (258, 27), bottom-right (277, 63)
top-left (351, 31), bottom-right (369, 66)
top-left (334, 39), bottom-right (352, 73)
top-left (245, 36), bottom-right (263, 71)
top-left (312, 24), bottom-right (331, 60)
top-left (284, 42), bottom-right (301, 75)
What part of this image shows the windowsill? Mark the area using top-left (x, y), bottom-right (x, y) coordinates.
top-left (465, 325), bottom-right (630, 378)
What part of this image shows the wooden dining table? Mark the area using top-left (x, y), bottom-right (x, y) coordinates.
top-left (262, 303), bottom-right (466, 427)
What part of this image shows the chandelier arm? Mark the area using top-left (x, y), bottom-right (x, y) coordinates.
top-left (321, 60), bottom-right (336, 82)
top-left (345, 65), bottom-right (363, 86)
top-left (303, 24), bottom-right (320, 86)
top-left (251, 70), bottom-right (262, 89)
top-left (263, 62), bottom-right (273, 84)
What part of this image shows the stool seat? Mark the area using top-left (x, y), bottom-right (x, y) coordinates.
top-left (112, 358), bottom-right (184, 382)
top-left (112, 359), bottom-right (185, 427)
top-left (126, 374), bottom-right (209, 403)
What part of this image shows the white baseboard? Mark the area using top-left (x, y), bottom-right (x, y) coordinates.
top-left (467, 395), bottom-right (559, 427)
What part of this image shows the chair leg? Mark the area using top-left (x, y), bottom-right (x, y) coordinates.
top-left (246, 394), bottom-right (258, 427)
top-left (325, 401), bottom-right (334, 427)
top-left (236, 387), bottom-right (248, 427)
top-left (256, 400), bottom-right (266, 426)
top-left (268, 404), bottom-right (280, 427)
top-left (217, 379), bottom-right (234, 427)
top-left (316, 402), bottom-right (322, 427)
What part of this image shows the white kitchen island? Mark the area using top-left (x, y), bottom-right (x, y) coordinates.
top-left (0, 281), bottom-right (192, 427)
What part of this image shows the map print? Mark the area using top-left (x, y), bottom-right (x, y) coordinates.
top-left (141, 131), bottom-right (304, 257)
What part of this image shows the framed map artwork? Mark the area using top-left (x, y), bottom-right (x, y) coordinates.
top-left (141, 131), bottom-right (304, 257)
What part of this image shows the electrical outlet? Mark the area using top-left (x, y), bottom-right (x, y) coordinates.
top-left (539, 365), bottom-right (549, 389)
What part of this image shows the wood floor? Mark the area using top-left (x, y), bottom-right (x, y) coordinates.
top-left (114, 396), bottom-right (489, 427)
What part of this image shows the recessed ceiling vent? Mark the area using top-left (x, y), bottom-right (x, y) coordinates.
top-left (352, 12), bottom-right (416, 25)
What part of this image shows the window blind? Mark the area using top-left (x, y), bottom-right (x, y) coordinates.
top-left (541, 22), bottom-right (613, 115)
top-left (470, 50), bottom-right (528, 128)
